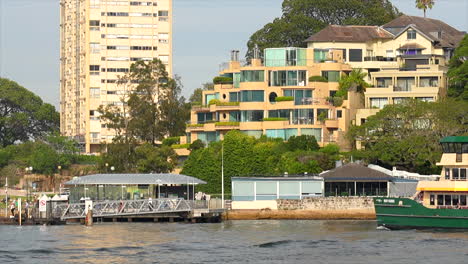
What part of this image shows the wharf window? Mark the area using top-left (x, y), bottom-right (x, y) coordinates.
top-left (430, 195), bottom-right (435, 205)
top-left (322, 71), bottom-right (340, 82)
top-left (461, 195), bottom-right (467, 206)
top-left (445, 168), bottom-right (450, 179)
top-left (444, 195), bottom-right (452, 206)
top-left (453, 195), bottom-right (460, 206)
top-left (240, 70), bottom-right (264, 82)
top-left (407, 29), bottom-right (416, 40)
top-left (349, 49), bottom-right (363, 62)
top-left (241, 90), bottom-right (264, 102)
top-left (453, 168), bottom-right (460, 180)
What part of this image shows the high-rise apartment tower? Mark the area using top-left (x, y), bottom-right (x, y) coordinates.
top-left (60, 0), bottom-right (172, 153)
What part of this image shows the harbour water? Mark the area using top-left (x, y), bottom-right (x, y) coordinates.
top-left (1, 220), bottom-right (468, 263)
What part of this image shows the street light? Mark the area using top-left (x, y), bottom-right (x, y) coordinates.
top-left (155, 179), bottom-right (162, 199)
top-left (105, 163), bottom-right (109, 173)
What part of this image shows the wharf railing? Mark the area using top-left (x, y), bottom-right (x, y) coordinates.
top-left (55, 198), bottom-right (200, 220)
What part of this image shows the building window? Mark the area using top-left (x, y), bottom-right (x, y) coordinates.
top-left (314, 49), bottom-right (328, 63)
top-left (270, 70), bottom-right (306, 86)
top-left (395, 77), bottom-right (415, 92)
top-left (268, 109), bottom-right (291, 119)
top-left (240, 70), bottom-right (264, 82)
top-left (376, 77), bottom-right (392, 88)
top-left (370, 98), bottom-right (388, 109)
top-left (284, 89), bottom-right (313, 105)
top-left (461, 168), bottom-right (467, 180)
top-left (89, 20), bottom-right (100, 26)
top-left (337, 110), bottom-right (342, 118)
top-left (445, 168), bottom-right (450, 179)
top-left (293, 109), bottom-right (314, 125)
top-left (241, 110), bottom-right (264, 122)
top-left (349, 49), bottom-right (363, 62)
top-left (229, 111), bottom-right (241, 122)
top-left (322, 71), bottom-right (340, 82)
top-left (430, 195), bottom-right (435, 205)
top-left (407, 29), bottom-right (416, 40)
top-left (453, 168), bottom-right (460, 180)
top-left (420, 77), bottom-right (439, 87)
top-left (90, 88), bottom-right (100, 98)
top-left (90, 65), bottom-right (100, 72)
top-left (241, 90), bottom-right (264, 102)
top-left (229, 92), bottom-right (240, 102)
top-left (158, 10), bottom-right (169, 16)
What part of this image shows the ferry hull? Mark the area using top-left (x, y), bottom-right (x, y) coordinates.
top-left (374, 197), bottom-right (468, 229)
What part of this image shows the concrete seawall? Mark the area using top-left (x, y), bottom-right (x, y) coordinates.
top-left (226, 197), bottom-right (376, 220)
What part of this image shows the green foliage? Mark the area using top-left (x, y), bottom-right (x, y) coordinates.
top-left (317, 111), bottom-right (328, 122)
top-left (332, 97), bottom-right (344, 107)
top-left (263, 117), bottom-right (289, 121)
top-left (208, 99), bottom-right (220, 105)
top-left (415, 0), bottom-right (434, 17)
top-left (448, 35), bottom-right (468, 101)
top-left (286, 135), bottom-right (320, 151)
top-left (213, 76), bottom-right (233, 85)
top-left (0, 78), bottom-right (60, 147)
top-left (309, 76), bottom-right (328, 82)
top-left (182, 131), bottom-right (340, 194)
top-left (135, 144), bottom-right (177, 173)
top-left (215, 122), bottom-right (240, 126)
top-left (189, 139), bottom-right (205, 151)
top-left (189, 88), bottom-right (203, 106)
top-left (336, 69), bottom-right (370, 99)
top-left (209, 100), bottom-right (240, 106)
top-left (187, 124), bottom-right (204, 128)
top-left (348, 99), bottom-right (468, 174)
top-left (246, 0), bottom-right (401, 58)
top-left (162, 136), bottom-right (180, 146)
top-left (30, 142), bottom-right (60, 175)
top-left (171, 143), bottom-right (191, 149)
top-left (275, 96), bottom-right (294, 102)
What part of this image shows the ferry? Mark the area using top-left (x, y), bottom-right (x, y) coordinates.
top-left (374, 136), bottom-right (468, 229)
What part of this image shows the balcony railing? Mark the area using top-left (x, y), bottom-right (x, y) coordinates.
top-left (363, 56), bottom-right (396, 62)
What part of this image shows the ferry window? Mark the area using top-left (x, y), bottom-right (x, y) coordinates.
top-left (460, 168), bottom-right (466, 180)
top-left (452, 195), bottom-right (459, 206)
top-left (430, 195), bottom-right (435, 205)
top-left (437, 195), bottom-right (443, 205)
top-left (445, 168), bottom-right (450, 180)
top-left (453, 168), bottom-right (459, 180)
top-left (444, 195), bottom-right (452, 206)
top-left (461, 195), bottom-right (467, 206)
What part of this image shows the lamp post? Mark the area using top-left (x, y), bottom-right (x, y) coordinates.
top-left (105, 163), bottom-right (109, 173)
top-left (155, 179), bottom-right (162, 199)
top-left (5, 177), bottom-right (8, 218)
top-left (221, 142), bottom-right (224, 209)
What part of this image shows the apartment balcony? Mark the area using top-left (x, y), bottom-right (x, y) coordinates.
top-left (210, 102), bottom-right (240, 112)
top-left (214, 122), bottom-right (240, 130)
top-left (366, 85), bottom-right (440, 96)
top-left (325, 119), bottom-right (339, 128)
top-left (186, 123), bottom-right (205, 131)
top-left (349, 59), bottom-right (398, 69)
top-left (192, 105), bottom-right (210, 112)
top-left (214, 83), bottom-right (235, 90)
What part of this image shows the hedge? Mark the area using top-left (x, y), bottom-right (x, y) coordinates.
top-left (187, 124), bottom-right (204, 127)
top-left (213, 76), bottom-right (233, 84)
top-left (263, 117), bottom-right (288, 121)
top-left (309, 76), bottom-right (328, 82)
top-left (275, 96), bottom-right (294, 102)
top-left (209, 99), bottom-right (240, 106)
top-left (171, 143), bottom-right (191, 149)
top-left (162, 136), bottom-right (180, 146)
top-left (215, 122), bottom-right (240, 126)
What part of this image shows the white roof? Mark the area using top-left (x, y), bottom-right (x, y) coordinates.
top-left (65, 173), bottom-right (206, 185)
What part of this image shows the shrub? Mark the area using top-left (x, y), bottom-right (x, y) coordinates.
top-left (263, 117), bottom-right (288, 121)
top-left (171, 143), bottom-right (191, 149)
top-left (208, 99), bottom-right (221, 105)
top-left (332, 96), bottom-right (344, 107)
top-left (213, 76), bottom-right (233, 84)
top-left (162, 136), bottom-right (180, 146)
top-left (187, 124), bottom-right (204, 127)
top-left (309, 76), bottom-right (328, 82)
top-left (215, 122), bottom-right (240, 126)
top-left (286, 135), bottom-right (319, 151)
top-left (189, 139), bottom-right (205, 151)
top-left (275, 96), bottom-right (294, 102)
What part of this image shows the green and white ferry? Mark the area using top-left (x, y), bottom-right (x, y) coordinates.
top-left (374, 136), bottom-right (468, 229)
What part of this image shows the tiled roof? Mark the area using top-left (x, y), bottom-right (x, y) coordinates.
top-left (305, 25), bottom-right (394, 42)
top-left (383, 15), bottom-right (465, 48)
top-left (320, 163), bottom-right (393, 181)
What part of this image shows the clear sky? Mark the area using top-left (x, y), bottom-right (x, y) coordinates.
top-left (0, 0), bottom-right (466, 107)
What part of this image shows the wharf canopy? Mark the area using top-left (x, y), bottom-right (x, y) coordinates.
top-left (65, 174), bottom-right (206, 203)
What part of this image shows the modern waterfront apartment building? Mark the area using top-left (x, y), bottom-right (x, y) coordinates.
top-left (185, 48), bottom-right (361, 151)
top-left (60, 0), bottom-right (172, 153)
top-left (184, 15), bottom-right (464, 151)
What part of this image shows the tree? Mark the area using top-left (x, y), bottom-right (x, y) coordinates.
top-left (0, 78), bottom-right (59, 147)
top-left (135, 143), bottom-right (177, 173)
top-left (448, 35), bottom-right (468, 100)
top-left (415, 0), bottom-right (434, 18)
top-left (286, 135), bottom-right (320, 151)
top-left (246, 0), bottom-right (401, 58)
top-left (189, 82), bottom-right (214, 106)
top-left (336, 69), bottom-right (370, 99)
top-left (159, 76), bottom-right (191, 137)
top-left (348, 99), bottom-right (468, 173)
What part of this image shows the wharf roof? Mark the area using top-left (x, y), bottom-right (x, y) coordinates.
top-left (232, 176), bottom-right (322, 181)
top-left (320, 163), bottom-right (393, 181)
top-left (65, 173), bottom-right (207, 185)
top-left (383, 15), bottom-right (465, 48)
top-left (305, 25), bottom-right (394, 43)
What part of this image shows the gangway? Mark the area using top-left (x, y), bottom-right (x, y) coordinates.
top-left (54, 198), bottom-right (201, 220)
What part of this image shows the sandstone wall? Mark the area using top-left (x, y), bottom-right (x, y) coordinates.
top-left (277, 197), bottom-right (374, 211)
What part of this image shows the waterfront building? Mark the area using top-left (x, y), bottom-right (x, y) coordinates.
top-left (186, 48), bottom-right (361, 150)
top-left (231, 176), bottom-right (323, 210)
top-left (65, 173), bottom-right (203, 202)
top-left (60, 0), bottom-right (173, 153)
top-left (306, 16), bottom-right (465, 148)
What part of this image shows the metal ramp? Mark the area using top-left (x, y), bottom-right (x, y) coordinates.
top-left (54, 198), bottom-right (194, 220)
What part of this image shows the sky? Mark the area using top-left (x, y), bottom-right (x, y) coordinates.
top-left (0, 0), bottom-right (467, 108)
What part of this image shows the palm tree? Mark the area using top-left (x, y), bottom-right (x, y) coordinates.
top-left (415, 0), bottom-right (435, 18)
top-left (336, 69), bottom-right (370, 99)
